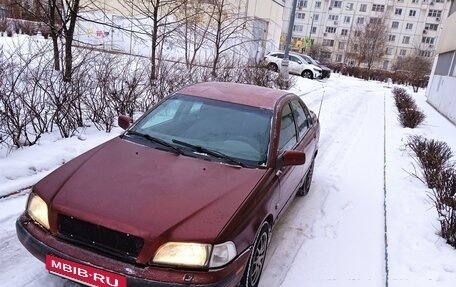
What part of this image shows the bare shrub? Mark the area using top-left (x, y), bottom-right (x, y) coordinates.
top-left (392, 88), bottom-right (417, 113)
top-left (393, 88), bottom-right (425, 128)
top-left (399, 108), bottom-right (425, 128)
top-left (407, 135), bottom-right (454, 189)
top-left (84, 55), bottom-right (118, 132)
top-left (239, 63), bottom-right (275, 88)
top-left (432, 169), bottom-right (456, 247)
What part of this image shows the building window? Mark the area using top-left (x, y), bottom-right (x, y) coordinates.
top-left (422, 37), bottom-right (435, 44)
top-left (333, 1), bottom-right (342, 8)
top-left (360, 4), bottom-right (367, 12)
top-left (409, 10), bottom-right (417, 17)
top-left (311, 27), bottom-right (317, 34)
top-left (296, 12), bottom-right (305, 19)
top-left (391, 21), bottom-right (399, 29)
top-left (411, 0), bottom-right (418, 3)
top-left (370, 18), bottom-right (381, 24)
top-left (322, 39), bottom-right (334, 47)
top-left (425, 23), bottom-right (439, 30)
top-left (298, 0), bottom-right (307, 8)
top-left (383, 60), bottom-right (389, 70)
top-left (321, 51), bottom-right (332, 59)
top-left (419, 50), bottom-right (432, 57)
top-left (354, 30), bottom-right (361, 37)
top-left (341, 29), bottom-right (348, 36)
top-left (315, 1), bottom-right (321, 9)
top-left (357, 17), bottom-right (364, 24)
top-left (338, 42), bottom-right (345, 49)
top-left (402, 36), bottom-right (410, 44)
top-left (399, 49), bottom-right (407, 56)
top-left (386, 47), bottom-right (393, 55)
top-left (293, 25), bottom-right (304, 32)
top-left (336, 54), bottom-right (343, 62)
top-left (344, 16), bottom-right (351, 23)
top-left (346, 3), bottom-right (354, 10)
top-left (325, 26), bottom-right (337, 33)
top-left (395, 8), bottom-right (402, 15)
top-left (372, 4), bottom-right (385, 12)
top-left (388, 35), bottom-right (396, 42)
top-left (428, 10), bottom-right (442, 17)
top-left (406, 23), bottom-right (413, 30)
top-left (328, 14), bottom-right (339, 21)
top-left (313, 14), bottom-right (320, 21)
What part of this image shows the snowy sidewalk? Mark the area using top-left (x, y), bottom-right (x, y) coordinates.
top-left (261, 77), bottom-right (387, 287)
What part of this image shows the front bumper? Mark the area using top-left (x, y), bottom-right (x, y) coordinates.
top-left (16, 214), bottom-right (251, 287)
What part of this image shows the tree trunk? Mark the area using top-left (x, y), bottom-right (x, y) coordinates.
top-left (63, 0), bottom-right (81, 82)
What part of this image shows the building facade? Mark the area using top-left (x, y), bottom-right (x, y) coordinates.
top-left (425, 0), bottom-right (456, 125)
top-left (281, 0), bottom-right (452, 70)
top-left (77, 0), bottom-right (284, 60)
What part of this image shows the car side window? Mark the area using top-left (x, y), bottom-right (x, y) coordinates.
top-left (289, 55), bottom-right (301, 64)
top-left (271, 53), bottom-right (284, 59)
top-left (290, 100), bottom-right (309, 139)
top-left (278, 103), bottom-right (297, 153)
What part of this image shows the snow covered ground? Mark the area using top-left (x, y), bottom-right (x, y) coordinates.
top-left (1, 73), bottom-right (456, 287)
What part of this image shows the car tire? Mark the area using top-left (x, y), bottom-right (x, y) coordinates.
top-left (297, 159), bottom-right (315, 196)
top-left (267, 63), bottom-right (278, 72)
top-left (240, 222), bottom-right (270, 287)
top-left (301, 70), bottom-right (313, 79)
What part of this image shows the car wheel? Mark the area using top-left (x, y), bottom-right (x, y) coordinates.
top-left (267, 63), bottom-right (278, 72)
top-left (240, 222), bottom-right (270, 287)
top-left (301, 70), bottom-right (313, 79)
top-left (297, 159), bottom-right (315, 196)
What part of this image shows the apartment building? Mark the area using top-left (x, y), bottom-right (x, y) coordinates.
top-left (425, 0), bottom-right (456, 125)
top-left (282, 0), bottom-right (452, 70)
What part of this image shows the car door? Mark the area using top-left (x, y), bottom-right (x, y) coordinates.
top-left (275, 102), bottom-right (302, 217)
top-left (288, 55), bottom-right (302, 74)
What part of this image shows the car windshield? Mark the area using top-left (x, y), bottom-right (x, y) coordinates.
top-left (129, 94), bottom-right (272, 167)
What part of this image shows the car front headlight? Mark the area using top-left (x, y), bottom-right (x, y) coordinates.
top-left (27, 193), bottom-right (50, 230)
top-left (153, 242), bottom-right (211, 267)
top-left (152, 241), bottom-right (237, 268)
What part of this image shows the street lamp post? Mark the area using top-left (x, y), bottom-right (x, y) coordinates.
top-left (307, 15), bottom-right (315, 53)
top-left (280, 0), bottom-right (299, 83)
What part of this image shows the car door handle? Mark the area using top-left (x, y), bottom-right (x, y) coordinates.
top-left (276, 169), bottom-right (283, 176)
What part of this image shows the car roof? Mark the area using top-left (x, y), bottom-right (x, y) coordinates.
top-left (178, 82), bottom-right (292, 110)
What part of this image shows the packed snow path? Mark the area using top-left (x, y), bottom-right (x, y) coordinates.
top-left (260, 78), bottom-right (386, 287)
top-left (1, 75), bottom-right (455, 287)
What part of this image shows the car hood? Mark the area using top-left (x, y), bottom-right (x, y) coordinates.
top-left (35, 137), bottom-right (265, 247)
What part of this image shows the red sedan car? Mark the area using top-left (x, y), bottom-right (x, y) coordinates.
top-left (16, 82), bottom-right (319, 287)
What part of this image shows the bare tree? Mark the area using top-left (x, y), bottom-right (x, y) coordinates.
top-left (348, 17), bottom-right (388, 70)
top-left (118, 0), bottom-right (185, 80)
top-left (393, 53), bottom-right (432, 92)
top-left (206, 0), bottom-right (252, 77)
top-left (175, 0), bottom-right (215, 71)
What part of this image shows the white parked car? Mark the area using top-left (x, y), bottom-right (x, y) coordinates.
top-left (264, 51), bottom-right (322, 79)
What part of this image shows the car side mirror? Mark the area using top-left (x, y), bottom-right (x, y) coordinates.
top-left (118, 115), bottom-right (133, 130)
top-left (278, 150), bottom-right (306, 169)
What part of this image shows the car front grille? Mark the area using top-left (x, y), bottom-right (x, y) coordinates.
top-left (57, 214), bottom-right (144, 262)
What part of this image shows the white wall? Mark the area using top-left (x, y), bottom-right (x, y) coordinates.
top-left (426, 75), bottom-right (456, 125)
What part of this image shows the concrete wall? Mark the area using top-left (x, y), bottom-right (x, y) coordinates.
top-left (426, 73), bottom-right (456, 125)
top-left (426, 1), bottom-right (456, 126)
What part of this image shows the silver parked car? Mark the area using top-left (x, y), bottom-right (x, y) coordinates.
top-left (264, 51), bottom-right (322, 79)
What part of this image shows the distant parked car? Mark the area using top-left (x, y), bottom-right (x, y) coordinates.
top-left (264, 51), bottom-right (322, 79)
top-left (17, 82), bottom-right (320, 287)
top-left (299, 54), bottom-right (332, 79)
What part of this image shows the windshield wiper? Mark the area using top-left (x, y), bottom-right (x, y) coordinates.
top-left (172, 139), bottom-right (245, 167)
top-left (126, 130), bottom-right (183, 155)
